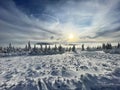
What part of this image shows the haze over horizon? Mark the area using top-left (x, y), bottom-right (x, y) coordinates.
top-left (0, 0), bottom-right (120, 46)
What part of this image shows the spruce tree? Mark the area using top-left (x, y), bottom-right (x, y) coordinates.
top-left (28, 41), bottom-right (31, 50)
top-left (82, 44), bottom-right (84, 51)
top-left (58, 45), bottom-right (62, 52)
top-left (8, 43), bottom-right (12, 53)
top-left (106, 43), bottom-right (112, 49)
top-left (72, 45), bottom-right (76, 52)
top-left (44, 45), bottom-right (47, 52)
top-left (68, 47), bottom-right (71, 52)
top-left (33, 44), bottom-right (37, 51)
top-left (40, 45), bottom-right (43, 51)
top-left (117, 43), bottom-right (120, 48)
top-left (53, 44), bottom-right (57, 51)
top-left (25, 45), bottom-right (28, 51)
top-left (9, 43), bottom-right (12, 48)
top-left (86, 46), bottom-right (90, 51)
top-left (102, 43), bottom-right (106, 49)
top-left (48, 45), bottom-right (51, 51)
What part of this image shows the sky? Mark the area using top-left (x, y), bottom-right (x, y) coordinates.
top-left (0, 0), bottom-right (120, 46)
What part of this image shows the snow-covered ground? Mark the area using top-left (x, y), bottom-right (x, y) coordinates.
top-left (0, 51), bottom-right (120, 90)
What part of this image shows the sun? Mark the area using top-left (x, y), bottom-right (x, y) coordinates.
top-left (67, 33), bottom-right (76, 42)
top-left (68, 34), bottom-right (74, 39)
top-left (63, 32), bottom-right (79, 42)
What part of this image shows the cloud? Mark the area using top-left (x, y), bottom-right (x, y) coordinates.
top-left (60, 0), bottom-right (120, 42)
top-left (0, 0), bottom-right (120, 46)
top-left (0, 0), bottom-right (61, 46)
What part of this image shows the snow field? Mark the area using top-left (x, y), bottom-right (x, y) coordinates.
top-left (0, 51), bottom-right (120, 90)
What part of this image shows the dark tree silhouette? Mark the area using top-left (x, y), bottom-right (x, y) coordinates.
top-left (86, 46), bottom-right (90, 51)
top-left (68, 47), bottom-right (71, 52)
top-left (48, 45), bottom-right (51, 51)
top-left (54, 44), bottom-right (57, 51)
top-left (72, 45), bottom-right (76, 52)
top-left (44, 45), bottom-right (47, 52)
top-left (9, 43), bottom-right (12, 49)
top-left (7, 43), bottom-right (12, 53)
top-left (117, 43), bottom-right (120, 48)
top-left (106, 43), bottom-right (112, 49)
top-left (33, 44), bottom-right (37, 51)
top-left (58, 45), bottom-right (62, 52)
top-left (28, 41), bottom-right (31, 50)
top-left (24, 45), bottom-right (28, 51)
top-left (96, 46), bottom-right (102, 50)
top-left (40, 45), bottom-right (43, 51)
top-left (82, 44), bottom-right (85, 51)
top-left (102, 43), bottom-right (106, 49)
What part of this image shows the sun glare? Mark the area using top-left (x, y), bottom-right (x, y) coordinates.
top-left (68, 34), bottom-right (74, 39)
top-left (67, 33), bottom-right (77, 42)
top-left (63, 31), bottom-right (79, 42)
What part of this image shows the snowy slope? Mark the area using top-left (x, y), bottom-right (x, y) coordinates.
top-left (0, 51), bottom-right (120, 90)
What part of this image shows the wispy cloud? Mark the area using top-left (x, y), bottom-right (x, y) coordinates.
top-left (0, 0), bottom-right (120, 46)
top-left (44, 0), bottom-right (120, 42)
top-left (0, 0), bottom-right (61, 46)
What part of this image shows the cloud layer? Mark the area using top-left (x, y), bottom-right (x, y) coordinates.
top-left (0, 0), bottom-right (120, 46)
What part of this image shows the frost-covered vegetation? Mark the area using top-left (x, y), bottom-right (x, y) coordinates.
top-left (85, 43), bottom-right (120, 54)
top-left (0, 42), bottom-right (120, 58)
top-left (0, 42), bottom-right (76, 57)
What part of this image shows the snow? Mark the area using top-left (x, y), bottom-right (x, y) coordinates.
top-left (104, 48), bottom-right (120, 54)
top-left (0, 51), bottom-right (120, 90)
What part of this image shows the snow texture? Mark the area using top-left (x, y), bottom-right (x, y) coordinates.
top-left (0, 51), bottom-right (120, 90)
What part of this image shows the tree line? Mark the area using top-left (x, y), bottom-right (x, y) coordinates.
top-left (0, 41), bottom-right (76, 55)
top-left (81, 43), bottom-right (120, 51)
top-left (0, 42), bottom-right (120, 56)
